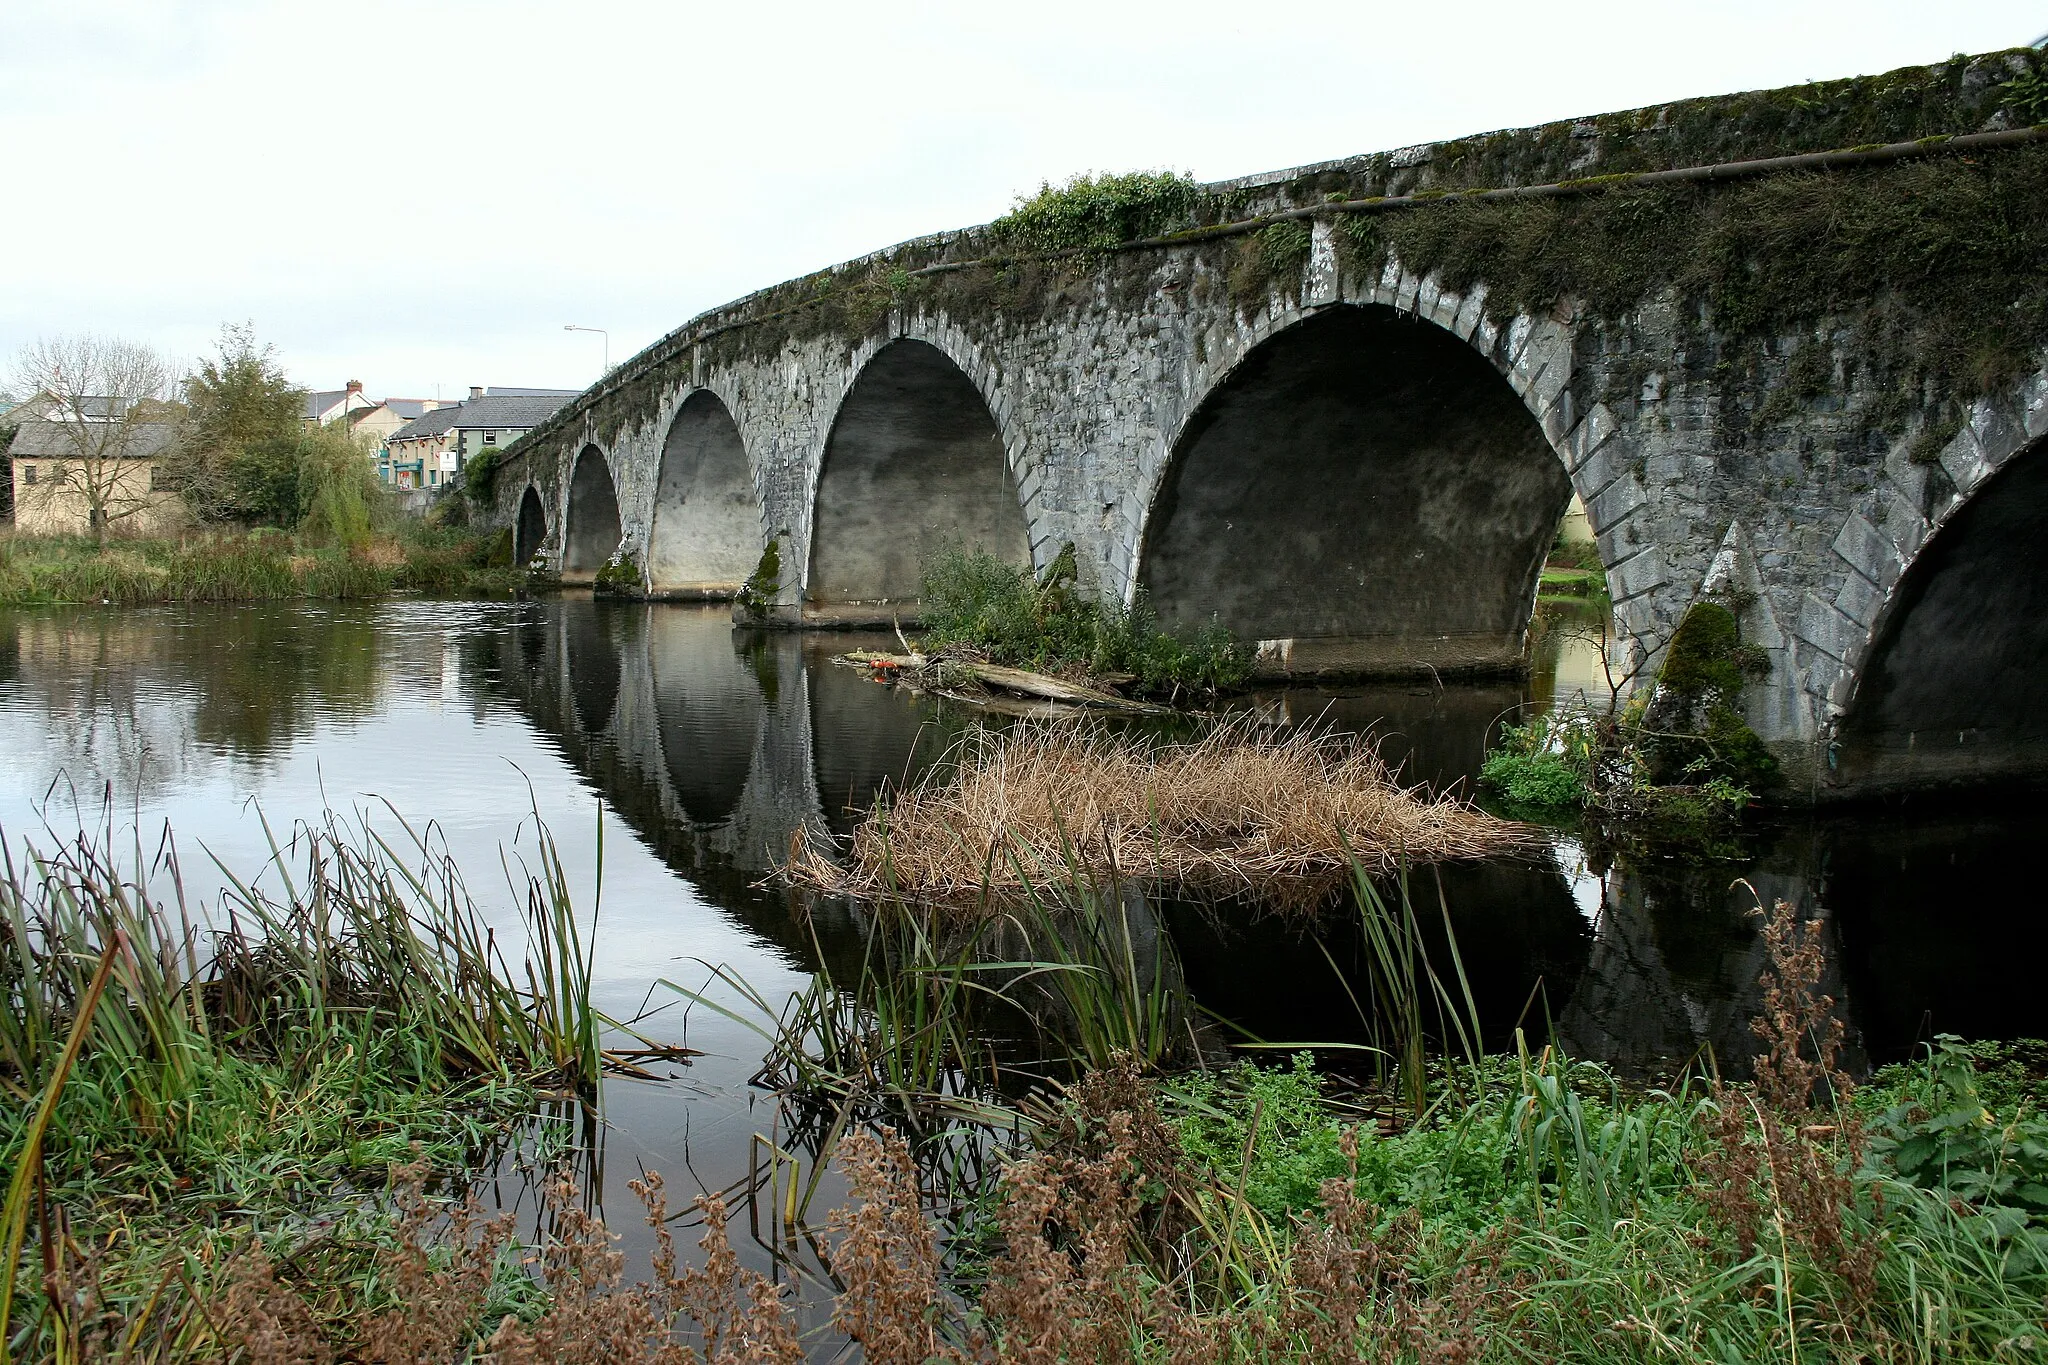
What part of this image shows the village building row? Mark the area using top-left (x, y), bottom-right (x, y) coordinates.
top-left (379, 387), bottom-right (576, 489)
top-left (3, 382), bottom-right (578, 533)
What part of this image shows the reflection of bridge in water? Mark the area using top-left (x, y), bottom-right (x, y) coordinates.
top-left (473, 599), bottom-right (2044, 1075)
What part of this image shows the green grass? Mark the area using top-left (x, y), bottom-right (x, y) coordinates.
top-left (919, 546), bottom-right (1251, 697)
top-left (0, 804), bottom-right (599, 1359)
top-left (0, 526), bottom-right (526, 607)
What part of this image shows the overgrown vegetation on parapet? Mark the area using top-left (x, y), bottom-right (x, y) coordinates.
top-left (990, 171), bottom-right (1198, 253)
top-left (918, 546), bottom-right (1249, 698)
top-left (1361, 142), bottom-right (2048, 449)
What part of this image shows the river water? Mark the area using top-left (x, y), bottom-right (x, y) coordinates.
top-left (2, 597), bottom-right (2041, 1318)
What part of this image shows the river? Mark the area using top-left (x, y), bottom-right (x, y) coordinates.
top-left (1, 596), bottom-right (2040, 1321)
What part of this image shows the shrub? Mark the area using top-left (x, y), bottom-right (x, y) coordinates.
top-left (992, 171), bottom-right (1198, 254)
top-left (918, 546), bottom-right (1250, 695)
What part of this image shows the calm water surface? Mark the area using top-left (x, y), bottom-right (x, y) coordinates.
top-left (3, 598), bottom-right (2042, 1321)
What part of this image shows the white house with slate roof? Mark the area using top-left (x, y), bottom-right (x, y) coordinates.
top-left (381, 388), bottom-right (577, 489)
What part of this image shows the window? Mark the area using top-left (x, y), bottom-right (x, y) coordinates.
top-left (20, 464), bottom-right (34, 485)
top-left (482, 431), bottom-right (497, 445)
top-left (146, 464), bottom-right (158, 493)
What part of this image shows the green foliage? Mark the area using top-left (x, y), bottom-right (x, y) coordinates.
top-left (174, 323), bottom-right (306, 521)
top-left (918, 546), bottom-right (1251, 696)
top-left (218, 432), bottom-right (303, 525)
top-left (737, 536), bottom-right (781, 615)
top-left (1226, 220), bottom-right (1315, 308)
top-left (295, 422), bottom-right (385, 549)
top-left (462, 446), bottom-right (502, 503)
top-left (1481, 713), bottom-right (1594, 812)
top-left (1643, 602), bottom-right (1779, 793)
top-left (0, 526), bottom-right (523, 606)
top-left (592, 548), bottom-right (642, 596)
top-left (1173, 1054), bottom-right (1352, 1220)
top-left (992, 171), bottom-right (1198, 254)
top-left (2003, 66), bottom-right (2048, 125)
top-left (1863, 1036), bottom-right (2048, 1266)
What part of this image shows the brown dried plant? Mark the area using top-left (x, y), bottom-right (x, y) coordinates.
top-left (828, 1129), bottom-right (981, 1364)
top-left (786, 719), bottom-right (1537, 910)
top-left (1695, 896), bottom-right (1879, 1323)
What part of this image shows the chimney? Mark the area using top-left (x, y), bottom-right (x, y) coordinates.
top-left (468, 386), bottom-right (485, 402)
top-left (345, 379), bottom-right (363, 394)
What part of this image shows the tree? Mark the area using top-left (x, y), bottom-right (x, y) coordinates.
top-left (11, 335), bottom-right (181, 543)
top-left (174, 323), bottom-right (304, 522)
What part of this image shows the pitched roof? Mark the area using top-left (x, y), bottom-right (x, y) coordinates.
top-left (390, 405), bottom-right (465, 441)
top-left (449, 394), bottom-right (572, 429)
top-left (8, 418), bottom-right (180, 460)
top-left (484, 387), bottom-right (581, 399)
top-left (388, 393), bottom-right (573, 442)
top-left (382, 398), bottom-right (445, 420)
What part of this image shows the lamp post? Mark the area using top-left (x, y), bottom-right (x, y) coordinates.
top-left (563, 324), bottom-right (609, 377)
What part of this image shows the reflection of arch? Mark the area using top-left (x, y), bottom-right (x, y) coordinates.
top-left (563, 445), bottom-right (622, 582)
top-left (649, 607), bottom-right (765, 824)
top-left (807, 643), bottom-right (965, 836)
top-left (515, 485), bottom-right (548, 566)
top-left (1137, 305), bottom-right (1571, 675)
top-left (566, 605), bottom-right (622, 733)
top-left (1834, 437), bottom-right (2048, 792)
top-left (649, 391), bottom-right (760, 595)
top-left (807, 339), bottom-right (1029, 610)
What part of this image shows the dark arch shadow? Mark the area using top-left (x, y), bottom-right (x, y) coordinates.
top-left (1138, 304), bottom-right (1572, 676)
top-left (566, 605), bottom-right (623, 734)
top-left (649, 392), bottom-right (760, 596)
top-left (807, 339), bottom-right (1029, 615)
top-left (514, 485), bottom-right (548, 566)
top-left (649, 607), bottom-right (765, 825)
top-left (807, 635), bottom-right (969, 836)
top-left (564, 445), bottom-right (622, 582)
top-left (1834, 437), bottom-right (2048, 796)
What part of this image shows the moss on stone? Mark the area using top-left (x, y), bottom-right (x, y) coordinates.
top-left (736, 536), bottom-right (781, 616)
top-left (592, 549), bottom-right (642, 597)
top-left (1646, 601), bottom-right (1779, 792)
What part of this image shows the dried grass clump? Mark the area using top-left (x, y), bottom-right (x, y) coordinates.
top-left (788, 719), bottom-right (1535, 908)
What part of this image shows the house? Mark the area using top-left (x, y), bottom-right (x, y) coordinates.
top-left (303, 380), bottom-right (381, 427)
top-left (382, 388), bottom-right (577, 490)
top-left (8, 413), bottom-right (187, 536)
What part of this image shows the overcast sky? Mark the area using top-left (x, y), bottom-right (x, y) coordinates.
top-left (2, 1), bottom-right (2041, 400)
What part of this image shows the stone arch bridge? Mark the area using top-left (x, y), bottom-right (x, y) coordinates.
top-left (486, 50), bottom-right (2048, 801)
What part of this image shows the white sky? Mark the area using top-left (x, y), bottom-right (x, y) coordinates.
top-left (2, 1), bottom-right (2041, 399)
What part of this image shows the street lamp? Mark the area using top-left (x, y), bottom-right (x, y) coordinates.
top-left (563, 324), bottom-right (609, 376)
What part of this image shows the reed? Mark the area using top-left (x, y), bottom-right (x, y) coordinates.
top-left (787, 718), bottom-right (1536, 910)
top-left (0, 803), bottom-right (600, 1360)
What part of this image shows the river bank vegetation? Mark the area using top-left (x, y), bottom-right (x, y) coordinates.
top-left (0, 808), bottom-right (599, 1360)
top-left (10, 790), bottom-right (2046, 1360)
top-left (0, 521), bottom-right (525, 607)
top-left (917, 547), bottom-right (1252, 700)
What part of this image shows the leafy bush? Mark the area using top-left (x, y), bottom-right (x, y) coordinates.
top-left (991, 171), bottom-right (1197, 254)
top-left (1480, 714), bottom-right (1593, 811)
top-left (1864, 1035), bottom-right (2048, 1261)
top-left (919, 546), bottom-right (1250, 695)
top-left (1173, 1053), bottom-right (1351, 1220)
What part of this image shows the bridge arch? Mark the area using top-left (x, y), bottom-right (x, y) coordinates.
top-left (1831, 429), bottom-right (2048, 794)
top-left (805, 335), bottom-right (1030, 614)
top-left (648, 389), bottom-right (760, 596)
top-left (1136, 300), bottom-right (1575, 675)
top-left (514, 484), bottom-right (548, 566)
top-left (563, 444), bottom-right (623, 583)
